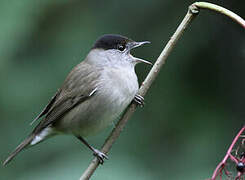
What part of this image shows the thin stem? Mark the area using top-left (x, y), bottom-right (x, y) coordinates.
top-left (80, 2), bottom-right (245, 180)
top-left (211, 126), bottom-right (245, 180)
top-left (194, 2), bottom-right (245, 29)
top-left (79, 6), bottom-right (198, 180)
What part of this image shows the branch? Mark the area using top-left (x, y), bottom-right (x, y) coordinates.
top-left (210, 126), bottom-right (245, 180)
top-left (194, 2), bottom-right (245, 28)
top-left (79, 6), bottom-right (198, 180)
top-left (80, 2), bottom-right (245, 180)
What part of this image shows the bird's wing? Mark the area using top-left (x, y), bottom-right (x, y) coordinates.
top-left (32, 62), bottom-right (101, 134)
top-left (30, 91), bottom-right (60, 125)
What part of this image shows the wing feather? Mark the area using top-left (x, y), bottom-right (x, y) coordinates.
top-left (30, 91), bottom-right (60, 125)
top-left (32, 62), bottom-right (101, 134)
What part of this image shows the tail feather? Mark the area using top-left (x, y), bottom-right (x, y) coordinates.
top-left (3, 135), bottom-right (34, 166)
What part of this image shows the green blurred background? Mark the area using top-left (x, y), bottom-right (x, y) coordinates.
top-left (1, 0), bottom-right (245, 179)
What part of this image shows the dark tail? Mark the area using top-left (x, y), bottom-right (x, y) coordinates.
top-left (3, 135), bottom-right (35, 166)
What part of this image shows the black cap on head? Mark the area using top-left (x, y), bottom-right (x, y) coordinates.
top-left (92, 34), bottom-right (133, 50)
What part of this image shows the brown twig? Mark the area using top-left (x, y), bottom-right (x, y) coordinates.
top-left (80, 2), bottom-right (245, 180)
top-left (79, 5), bottom-right (198, 180)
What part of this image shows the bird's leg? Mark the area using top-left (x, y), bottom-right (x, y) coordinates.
top-left (133, 94), bottom-right (144, 107)
top-left (76, 136), bottom-right (108, 164)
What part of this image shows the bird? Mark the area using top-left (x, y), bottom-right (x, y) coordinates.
top-left (3, 34), bottom-right (151, 166)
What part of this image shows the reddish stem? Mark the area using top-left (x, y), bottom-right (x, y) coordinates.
top-left (211, 125), bottom-right (245, 180)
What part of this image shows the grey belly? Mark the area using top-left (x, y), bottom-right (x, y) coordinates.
top-left (54, 89), bottom-right (134, 137)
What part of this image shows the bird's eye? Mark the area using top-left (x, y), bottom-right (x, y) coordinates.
top-left (118, 44), bottom-right (125, 51)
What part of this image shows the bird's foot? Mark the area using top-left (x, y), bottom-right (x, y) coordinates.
top-left (93, 149), bottom-right (108, 164)
top-left (133, 94), bottom-right (144, 107)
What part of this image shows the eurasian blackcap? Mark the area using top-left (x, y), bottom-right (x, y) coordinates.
top-left (3, 34), bottom-right (151, 165)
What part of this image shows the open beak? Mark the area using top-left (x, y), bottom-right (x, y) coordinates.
top-left (128, 41), bottom-right (151, 50)
top-left (134, 57), bottom-right (152, 65)
top-left (127, 41), bottom-right (152, 65)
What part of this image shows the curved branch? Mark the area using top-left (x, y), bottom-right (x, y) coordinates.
top-left (80, 2), bottom-right (245, 180)
top-left (194, 2), bottom-right (245, 28)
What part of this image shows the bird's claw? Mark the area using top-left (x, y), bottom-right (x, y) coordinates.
top-left (93, 149), bottom-right (108, 164)
top-left (133, 94), bottom-right (144, 107)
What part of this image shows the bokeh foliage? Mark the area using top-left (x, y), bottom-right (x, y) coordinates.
top-left (1, 0), bottom-right (245, 179)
